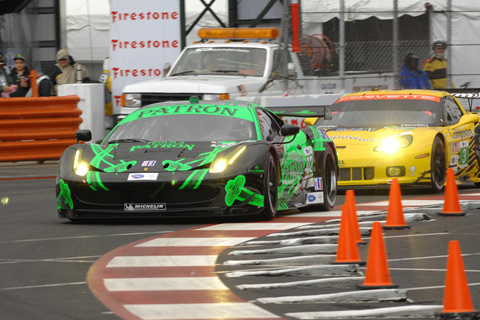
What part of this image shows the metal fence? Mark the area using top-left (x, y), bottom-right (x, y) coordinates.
top-left (299, 0), bottom-right (480, 90)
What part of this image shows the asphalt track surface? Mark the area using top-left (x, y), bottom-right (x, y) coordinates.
top-left (1, 161), bottom-right (480, 320)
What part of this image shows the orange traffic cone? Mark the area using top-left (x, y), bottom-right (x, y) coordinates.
top-left (345, 190), bottom-right (366, 244)
top-left (332, 204), bottom-right (365, 265)
top-left (358, 221), bottom-right (398, 289)
top-left (440, 168), bottom-right (465, 216)
top-left (436, 240), bottom-right (478, 317)
top-left (383, 178), bottom-right (410, 230)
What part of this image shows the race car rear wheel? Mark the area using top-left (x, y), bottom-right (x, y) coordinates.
top-left (257, 152), bottom-right (278, 221)
top-left (430, 136), bottom-right (446, 193)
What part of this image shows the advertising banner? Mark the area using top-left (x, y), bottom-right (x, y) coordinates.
top-left (109, 0), bottom-right (181, 114)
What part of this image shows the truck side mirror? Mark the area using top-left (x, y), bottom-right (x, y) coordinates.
top-left (163, 62), bottom-right (171, 77)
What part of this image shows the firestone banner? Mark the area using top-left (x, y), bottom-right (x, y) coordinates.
top-left (109, 0), bottom-right (181, 114)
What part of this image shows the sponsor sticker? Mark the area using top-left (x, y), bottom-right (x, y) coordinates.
top-left (314, 177), bottom-right (323, 191)
top-left (128, 173), bottom-right (159, 180)
top-left (303, 146), bottom-right (313, 156)
top-left (142, 160), bottom-right (156, 166)
top-left (306, 192), bottom-right (324, 204)
top-left (124, 203), bottom-right (166, 211)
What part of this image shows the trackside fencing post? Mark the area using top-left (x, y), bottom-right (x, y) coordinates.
top-left (0, 95), bottom-right (82, 162)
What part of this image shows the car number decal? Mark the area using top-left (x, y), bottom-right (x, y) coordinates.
top-left (459, 140), bottom-right (469, 168)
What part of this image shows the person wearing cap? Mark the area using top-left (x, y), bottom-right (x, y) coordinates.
top-left (0, 52), bottom-right (16, 97)
top-left (54, 48), bottom-right (89, 93)
top-left (9, 53), bottom-right (31, 97)
top-left (399, 52), bottom-right (431, 89)
top-left (423, 40), bottom-right (454, 89)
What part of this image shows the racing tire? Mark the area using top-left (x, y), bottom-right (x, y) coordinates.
top-left (257, 152), bottom-right (278, 221)
top-left (430, 136), bottom-right (446, 193)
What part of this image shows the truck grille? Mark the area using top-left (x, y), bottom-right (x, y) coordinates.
top-left (339, 167), bottom-right (374, 181)
top-left (141, 93), bottom-right (201, 107)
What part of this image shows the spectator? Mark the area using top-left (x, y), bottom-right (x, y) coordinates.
top-left (54, 48), bottom-right (89, 93)
top-left (9, 54), bottom-right (31, 97)
top-left (399, 52), bottom-right (431, 89)
top-left (0, 52), bottom-right (17, 97)
top-left (423, 40), bottom-right (454, 89)
top-left (26, 69), bottom-right (54, 97)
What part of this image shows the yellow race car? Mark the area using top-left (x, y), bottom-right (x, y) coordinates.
top-left (308, 89), bottom-right (480, 192)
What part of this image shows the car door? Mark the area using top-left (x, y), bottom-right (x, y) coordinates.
top-left (256, 107), bottom-right (312, 208)
top-left (443, 96), bottom-right (479, 177)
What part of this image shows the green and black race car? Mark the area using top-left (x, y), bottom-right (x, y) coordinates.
top-left (56, 97), bottom-right (338, 221)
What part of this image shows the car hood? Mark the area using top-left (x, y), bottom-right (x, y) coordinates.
top-left (81, 141), bottom-right (244, 173)
top-left (123, 75), bottom-right (267, 93)
top-left (326, 126), bottom-right (431, 146)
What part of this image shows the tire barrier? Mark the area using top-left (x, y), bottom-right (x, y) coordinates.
top-left (0, 95), bottom-right (82, 162)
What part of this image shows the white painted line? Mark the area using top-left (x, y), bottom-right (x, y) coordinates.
top-left (136, 237), bottom-right (255, 247)
top-left (0, 281), bottom-right (86, 291)
top-left (387, 252), bottom-right (480, 262)
top-left (286, 305), bottom-right (443, 319)
top-left (106, 255), bottom-right (218, 268)
top-left (384, 232), bottom-right (449, 239)
top-left (198, 223), bottom-right (309, 230)
top-left (357, 200), bottom-right (443, 206)
top-left (104, 277), bottom-right (228, 291)
top-left (291, 210), bottom-right (380, 218)
top-left (124, 303), bottom-right (281, 319)
top-left (0, 231), bottom-right (171, 243)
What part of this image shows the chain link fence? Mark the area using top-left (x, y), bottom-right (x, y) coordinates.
top-left (299, 0), bottom-right (480, 90)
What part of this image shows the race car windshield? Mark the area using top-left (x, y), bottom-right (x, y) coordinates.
top-left (316, 99), bottom-right (441, 128)
top-left (169, 47), bottom-right (267, 77)
top-left (105, 114), bottom-right (256, 143)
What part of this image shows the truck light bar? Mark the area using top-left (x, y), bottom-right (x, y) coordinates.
top-left (198, 28), bottom-right (279, 40)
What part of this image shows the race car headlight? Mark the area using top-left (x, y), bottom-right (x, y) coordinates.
top-left (122, 93), bottom-right (142, 107)
top-left (209, 146), bottom-right (247, 173)
top-left (73, 150), bottom-right (90, 176)
top-left (374, 135), bottom-right (413, 154)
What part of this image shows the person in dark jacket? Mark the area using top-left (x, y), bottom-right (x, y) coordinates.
top-left (9, 53), bottom-right (31, 97)
top-left (399, 52), bottom-right (431, 89)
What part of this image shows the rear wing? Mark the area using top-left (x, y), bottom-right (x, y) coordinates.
top-left (267, 105), bottom-right (332, 120)
top-left (446, 89), bottom-right (480, 112)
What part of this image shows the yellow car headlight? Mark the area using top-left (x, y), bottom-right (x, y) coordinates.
top-left (375, 135), bottom-right (413, 154)
top-left (209, 146), bottom-right (247, 173)
top-left (210, 159), bottom-right (227, 173)
top-left (73, 150), bottom-right (90, 176)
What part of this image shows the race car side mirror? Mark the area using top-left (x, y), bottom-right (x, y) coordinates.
top-left (75, 129), bottom-right (92, 143)
top-left (274, 124), bottom-right (299, 144)
top-left (281, 124), bottom-right (300, 136)
top-left (451, 114), bottom-right (480, 130)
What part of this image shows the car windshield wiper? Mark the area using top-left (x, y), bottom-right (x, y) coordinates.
top-left (108, 138), bottom-right (151, 144)
top-left (170, 70), bottom-right (198, 76)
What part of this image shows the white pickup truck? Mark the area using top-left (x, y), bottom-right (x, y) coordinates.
top-left (120, 28), bottom-right (394, 118)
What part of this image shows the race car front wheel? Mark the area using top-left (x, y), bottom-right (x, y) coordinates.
top-left (257, 152), bottom-right (278, 221)
top-left (430, 136), bottom-right (446, 193)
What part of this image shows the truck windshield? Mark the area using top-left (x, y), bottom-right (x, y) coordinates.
top-left (169, 47), bottom-right (267, 77)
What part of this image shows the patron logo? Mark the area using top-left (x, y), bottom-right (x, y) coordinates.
top-left (124, 203), bottom-right (166, 211)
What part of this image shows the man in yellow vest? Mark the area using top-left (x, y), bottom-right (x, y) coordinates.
top-left (423, 40), bottom-right (454, 89)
